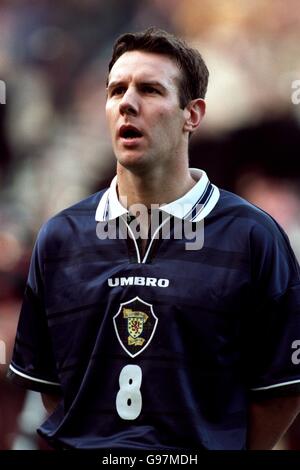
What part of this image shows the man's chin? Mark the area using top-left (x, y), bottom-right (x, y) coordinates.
top-left (117, 153), bottom-right (150, 172)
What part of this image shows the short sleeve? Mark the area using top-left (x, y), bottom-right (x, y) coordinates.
top-left (7, 228), bottom-right (61, 394)
top-left (245, 217), bottom-right (300, 398)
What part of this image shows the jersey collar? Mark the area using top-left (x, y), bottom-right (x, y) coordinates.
top-left (95, 169), bottom-right (220, 222)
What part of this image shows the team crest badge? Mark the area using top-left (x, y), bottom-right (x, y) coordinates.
top-left (113, 297), bottom-right (158, 357)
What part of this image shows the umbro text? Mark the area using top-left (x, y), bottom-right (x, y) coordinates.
top-left (108, 277), bottom-right (169, 288)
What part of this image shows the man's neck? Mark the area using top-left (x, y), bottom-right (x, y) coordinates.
top-left (116, 164), bottom-right (196, 210)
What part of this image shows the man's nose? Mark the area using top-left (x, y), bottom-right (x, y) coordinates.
top-left (119, 89), bottom-right (139, 116)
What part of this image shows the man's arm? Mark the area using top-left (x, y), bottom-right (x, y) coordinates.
top-left (41, 393), bottom-right (61, 415)
top-left (247, 395), bottom-right (300, 449)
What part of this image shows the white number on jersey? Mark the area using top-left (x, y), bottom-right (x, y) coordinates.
top-left (116, 365), bottom-right (142, 420)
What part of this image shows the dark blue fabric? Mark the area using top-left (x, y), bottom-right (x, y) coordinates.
top-left (9, 188), bottom-right (300, 450)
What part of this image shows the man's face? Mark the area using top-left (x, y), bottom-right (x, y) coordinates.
top-left (106, 50), bottom-right (188, 172)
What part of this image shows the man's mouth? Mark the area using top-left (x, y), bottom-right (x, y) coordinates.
top-left (119, 125), bottom-right (143, 140)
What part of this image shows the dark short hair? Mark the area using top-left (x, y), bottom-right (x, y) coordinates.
top-left (108, 27), bottom-right (209, 109)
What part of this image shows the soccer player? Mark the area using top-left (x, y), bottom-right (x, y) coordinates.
top-left (8, 28), bottom-right (300, 450)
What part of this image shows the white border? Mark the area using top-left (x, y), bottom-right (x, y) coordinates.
top-left (251, 378), bottom-right (300, 391)
top-left (9, 363), bottom-right (60, 386)
top-left (142, 216), bottom-right (171, 263)
top-left (122, 216), bottom-right (141, 263)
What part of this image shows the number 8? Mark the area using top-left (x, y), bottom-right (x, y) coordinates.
top-left (116, 365), bottom-right (142, 420)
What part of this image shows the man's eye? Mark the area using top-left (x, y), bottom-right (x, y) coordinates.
top-left (110, 87), bottom-right (125, 96)
top-left (142, 86), bottom-right (159, 94)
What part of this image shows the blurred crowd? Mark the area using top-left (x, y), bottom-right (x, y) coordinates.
top-left (1, 0), bottom-right (300, 450)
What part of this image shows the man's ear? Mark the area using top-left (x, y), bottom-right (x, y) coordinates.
top-left (183, 98), bottom-right (206, 133)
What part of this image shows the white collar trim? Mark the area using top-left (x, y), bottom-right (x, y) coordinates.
top-left (95, 169), bottom-right (220, 222)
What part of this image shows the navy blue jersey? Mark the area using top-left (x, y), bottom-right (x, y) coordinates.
top-left (8, 169), bottom-right (300, 450)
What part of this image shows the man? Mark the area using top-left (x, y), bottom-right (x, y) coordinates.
top-left (8, 28), bottom-right (300, 450)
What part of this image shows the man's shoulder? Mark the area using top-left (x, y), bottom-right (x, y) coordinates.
top-left (37, 189), bottom-right (107, 249)
top-left (216, 188), bottom-right (278, 224)
top-left (216, 188), bottom-right (264, 216)
top-left (214, 188), bottom-right (288, 241)
top-left (55, 190), bottom-right (107, 217)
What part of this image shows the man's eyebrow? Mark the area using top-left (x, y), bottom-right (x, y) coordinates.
top-left (141, 80), bottom-right (163, 85)
top-left (106, 80), bottom-right (126, 90)
top-left (107, 80), bottom-right (166, 90)
top-left (138, 80), bottom-right (165, 89)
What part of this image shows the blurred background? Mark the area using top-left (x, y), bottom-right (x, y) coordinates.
top-left (0, 0), bottom-right (300, 450)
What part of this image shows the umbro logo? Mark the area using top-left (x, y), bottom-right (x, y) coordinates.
top-left (108, 276), bottom-right (169, 288)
